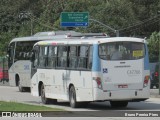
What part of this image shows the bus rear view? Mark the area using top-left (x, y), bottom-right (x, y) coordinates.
top-left (30, 36), bottom-right (150, 108)
top-left (93, 37), bottom-right (150, 107)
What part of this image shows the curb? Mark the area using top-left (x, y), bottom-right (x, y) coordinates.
top-left (150, 95), bottom-right (160, 98)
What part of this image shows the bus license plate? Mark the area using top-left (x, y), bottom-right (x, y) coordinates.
top-left (118, 84), bottom-right (128, 88)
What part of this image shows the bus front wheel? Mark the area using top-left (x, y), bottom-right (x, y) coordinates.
top-left (69, 86), bottom-right (79, 108)
top-left (41, 84), bottom-right (50, 104)
top-left (110, 101), bottom-right (128, 108)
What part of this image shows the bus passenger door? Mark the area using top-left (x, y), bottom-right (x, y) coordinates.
top-left (31, 46), bottom-right (39, 96)
top-left (62, 70), bottom-right (70, 94)
top-left (31, 53), bottom-right (38, 78)
top-left (56, 46), bottom-right (68, 97)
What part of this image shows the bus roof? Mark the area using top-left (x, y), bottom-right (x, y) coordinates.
top-left (9, 31), bottom-right (81, 43)
top-left (10, 35), bottom-right (66, 43)
top-left (35, 37), bottom-right (146, 46)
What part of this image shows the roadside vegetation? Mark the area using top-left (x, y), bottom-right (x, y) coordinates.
top-left (0, 101), bottom-right (64, 111)
top-left (0, 0), bottom-right (159, 61)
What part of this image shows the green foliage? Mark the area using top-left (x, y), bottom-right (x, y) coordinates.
top-left (0, 101), bottom-right (63, 111)
top-left (147, 32), bottom-right (160, 62)
top-left (0, 31), bottom-right (16, 56)
top-left (0, 0), bottom-right (159, 58)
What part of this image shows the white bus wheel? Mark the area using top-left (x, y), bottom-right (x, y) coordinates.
top-left (18, 81), bottom-right (22, 92)
top-left (69, 86), bottom-right (79, 108)
top-left (18, 80), bottom-right (25, 92)
top-left (41, 84), bottom-right (50, 104)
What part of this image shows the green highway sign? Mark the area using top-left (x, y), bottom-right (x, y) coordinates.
top-left (61, 12), bottom-right (89, 27)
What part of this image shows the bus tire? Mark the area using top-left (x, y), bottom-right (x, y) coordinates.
top-left (110, 101), bottom-right (128, 108)
top-left (18, 80), bottom-right (25, 92)
top-left (41, 84), bottom-right (50, 104)
top-left (18, 82), bottom-right (23, 92)
top-left (69, 86), bottom-right (79, 108)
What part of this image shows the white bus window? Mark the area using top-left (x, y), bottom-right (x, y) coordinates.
top-left (99, 42), bottom-right (145, 60)
top-left (48, 46), bottom-right (57, 56)
top-left (77, 46), bottom-right (89, 69)
top-left (48, 46), bottom-right (57, 68)
top-left (110, 44), bottom-right (123, 60)
top-left (15, 41), bottom-right (35, 60)
top-left (99, 44), bottom-right (109, 59)
top-left (68, 46), bottom-right (77, 69)
top-left (57, 46), bottom-right (67, 68)
top-left (39, 46), bottom-right (48, 67)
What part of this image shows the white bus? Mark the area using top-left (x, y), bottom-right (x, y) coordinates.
top-left (31, 36), bottom-right (150, 108)
top-left (7, 31), bottom-right (79, 92)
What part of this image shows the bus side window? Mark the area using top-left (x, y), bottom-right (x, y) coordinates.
top-left (48, 46), bottom-right (57, 68)
top-left (57, 46), bottom-right (67, 68)
top-left (68, 46), bottom-right (77, 69)
top-left (77, 46), bottom-right (89, 69)
top-left (39, 46), bottom-right (48, 68)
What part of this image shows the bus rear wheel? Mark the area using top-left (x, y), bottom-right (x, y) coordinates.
top-left (18, 80), bottom-right (25, 92)
top-left (69, 86), bottom-right (79, 108)
top-left (18, 81), bottom-right (24, 92)
top-left (110, 101), bottom-right (128, 108)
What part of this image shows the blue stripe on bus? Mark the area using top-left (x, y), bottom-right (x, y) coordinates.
top-left (92, 44), bottom-right (101, 72)
top-left (144, 44), bottom-right (149, 70)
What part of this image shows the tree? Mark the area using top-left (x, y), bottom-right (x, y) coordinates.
top-left (126, 0), bottom-right (160, 37)
top-left (147, 32), bottom-right (160, 62)
top-left (0, 0), bottom-right (159, 57)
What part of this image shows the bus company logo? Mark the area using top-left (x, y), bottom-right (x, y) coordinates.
top-left (127, 70), bottom-right (141, 76)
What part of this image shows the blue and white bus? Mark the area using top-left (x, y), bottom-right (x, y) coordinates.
top-left (7, 31), bottom-right (79, 92)
top-left (31, 36), bottom-right (150, 108)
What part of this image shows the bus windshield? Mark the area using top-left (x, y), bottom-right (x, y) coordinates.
top-left (15, 41), bottom-right (36, 60)
top-left (99, 42), bottom-right (145, 60)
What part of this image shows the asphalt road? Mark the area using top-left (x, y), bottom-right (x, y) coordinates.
top-left (0, 86), bottom-right (160, 111)
top-left (0, 86), bottom-right (160, 119)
